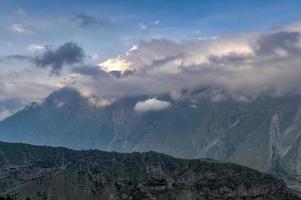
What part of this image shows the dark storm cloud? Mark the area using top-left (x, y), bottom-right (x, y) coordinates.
top-left (34, 42), bottom-right (85, 74)
top-left (72, 13), bottom-right (110, 29)
top-left (255, 31), bottom-right (301, 56)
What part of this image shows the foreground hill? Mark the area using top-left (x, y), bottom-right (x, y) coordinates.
top-left (1, 87), bottom-right (301, 190)
top-left (0, 141), bottom-right (299, 200)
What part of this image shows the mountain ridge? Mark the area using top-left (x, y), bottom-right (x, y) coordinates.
top-left (1, 87), bottom-right (301, 191)
top-left (0, 140), bottom-right (299, 200)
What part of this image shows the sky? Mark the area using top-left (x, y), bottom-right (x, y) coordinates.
top-left (1, 0), bottom-right (301, 57)
top-left (1, 0), bottom-right (301, 118)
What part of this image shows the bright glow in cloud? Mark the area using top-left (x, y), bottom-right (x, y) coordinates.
top-left (98, 56), bottom-right (132, 73)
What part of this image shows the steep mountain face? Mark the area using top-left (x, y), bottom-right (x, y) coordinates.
top-left (0, 141), bottom-right (299, 200)
top-left (0, 87), bottom-right (115, 150)
top-left (1, 87), bottom-right (301, 190)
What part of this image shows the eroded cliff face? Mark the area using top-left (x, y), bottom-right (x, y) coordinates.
top-left (0, 142), bottom-right (299, 200)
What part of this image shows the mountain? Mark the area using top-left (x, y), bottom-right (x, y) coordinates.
top-left (1, 87), bottom-right (301, 190)
top-left (0, 87), bottom-right (115, 150)
top-left (0, 141), bottom-right (299, 200)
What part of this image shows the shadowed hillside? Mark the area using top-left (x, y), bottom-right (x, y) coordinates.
top-left (0, 141), bottom-right (299, 200)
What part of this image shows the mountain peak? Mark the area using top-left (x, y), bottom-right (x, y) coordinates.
top-left (44, 86), bottom-right (83, 106)
top-left (48, 86), bottom-right (81, 98)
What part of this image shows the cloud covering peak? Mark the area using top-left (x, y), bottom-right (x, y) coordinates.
top-left (1, 22), bottom-right (301, 115)
top-left (89, 25), bottom-right (301, 99)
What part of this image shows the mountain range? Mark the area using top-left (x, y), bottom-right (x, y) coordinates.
top-left (0, 141), bottom-right (299, 200)
top-left (0, 87), bottom-right (301, 191)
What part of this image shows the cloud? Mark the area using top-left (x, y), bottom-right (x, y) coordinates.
top-left (134, 98), bottom-right (171, 112)
top-left (2, 21), bottom-right (301, 110)
top-left (152, 20), bottom-right (160, 25)
top-left (88, 96), bottom-right (115, 108)
top-left (2, 42), bottom-right (83, 74)
top-left (28, 44), bottom-right (47, 52)
top-left (9, 24), bottom-right (33, 35)
top-left (34, 42), bottom-right (85, 74)
top-left (98, 56), bottom-right (132, 74)
top-left (90, 25), bottom-right (301, 99)
top-left (254, 31), bottom-right (301, 56)
top-left (99, 37), bottom-right (253, 74)
top-left (139, 23), bottom-right (148, 30)
top-left (0, 63), bottom-right (72, 104)
top-left (128, 45), bottom-right (138, 53)
top-left (72, 13), bottom-right (110, 29)
top-left (0, 98), bottom-right (25, 120)
top-left (72, 65), bottom-right (105, 78)
top-left (0, 55), bottom-right (30, 61)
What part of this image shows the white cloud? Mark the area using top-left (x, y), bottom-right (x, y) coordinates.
top-left (86, 95), bottom-right (115, 108)
top-left (134, 98), bottom-right (171, 112)
top-left (9, 24), bottom-right (34, 35)
top-left (97, 98), bottom-right (114, 107)
top-left (98, 36), bottom-right (254, 77)
top-left (28, 44), bottom-right (46, 52)
top-left (98, 56), bottom-right (132, 73)
top-left (139, 23), bottom-right (148, 30)
top-left (88, 24), bottom-right (301, 99)
top-left (126, 45), bottom-right (138, 56)
top-left (0, 109), bottom-right (14, 121)
top-left (129, 45), bottom-right (138, 52)
top-left (0, 57), bottom-right (67, 103)
top-left (197, 36), bottom-right (218, 41)
top-left (153, 20), bottom-right (160, 25)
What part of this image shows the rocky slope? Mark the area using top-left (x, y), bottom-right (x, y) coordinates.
top-left (1, 87), bottom-right (301, 190)
top-left (0, 141), bottom-right (299, 200)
